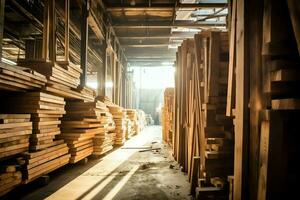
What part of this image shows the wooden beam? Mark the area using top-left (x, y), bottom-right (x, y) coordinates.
top-left (80, 0), bottom-right (89, 86)
top-left (42, 0), bottom-right (49, 60)
top-left (106, 3), bottom-right (227, 11)
top-left (226, 0), bottom-right (236, 116)
top-left (64, 0), bottom-right (69, 61)
top-left (0, 0), bottom-right (5, 61)
top-left (118, 32), bottom-right (196, 39)
top-left (234, 0), bottom-right (250, 199)
top-left (123, 44), bottom-right (179, 48)
top-left (88, 9), bottom-right (105, 41)
top-left (113, 21), bottom-right (226, 29)
top-left (48, 0), bottom-right (56, 61)
top-left (97, 44), bottom-right (106, 96)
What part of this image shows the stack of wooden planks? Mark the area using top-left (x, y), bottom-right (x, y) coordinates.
top-left (254, 1), bottom-right (300, 198)
top-left (0, 63), bottom-right (47, 92)
top-left (60, 100), bottom-right (105, 163)
top-left (137, 109), bottom-right (147, 131)
top-left (17, 60), bottom-right (94, 101)
top-left (126, 109), bottom-right (139, 135)
top-left (93, 102), bottom-right (115, 156)
top-left (173, 31), bottom-right (233, 198)
top-left (0, 114), bottom-right (32, 160)
top-left (125, 118), bottom-right (133, 139)
top-left (1, 92), bottom-right (70, 183)
top-left (108, 105), bottom-right (126, 145)
top-left (0, 161), bottom-right (23, 197)
top-left (22, 141), bottom-right (70, 183)
top-left (198, 32), bottom-right (234, 189)
top-left (162, 88), bottom-right (174, 146)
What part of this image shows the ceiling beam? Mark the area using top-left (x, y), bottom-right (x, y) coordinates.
top-left (124, 44), bottom-right (179, 48)
top-left (118, 32), bottom-right (196, 39)
top-left (129, 61), bottom-right (175, 64)
top-left (106, 3), bottom-right (227, 11)
top-left (113, 21), bottom-right (226, 28)
top-left (128, 57), bottom-right (174, 61)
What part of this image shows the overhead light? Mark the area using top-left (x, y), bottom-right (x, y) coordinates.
top-left (1, 58), bottom-right (16, 65)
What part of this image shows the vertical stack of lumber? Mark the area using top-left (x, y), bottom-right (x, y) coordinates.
top-left (108, 106), bottom-right (126, 145)
top-left (125, 118), bottom-right (133, 139)
top-left (126, 109), bottom-right (138, 135)
top-left (198, 32), bottom-right (234, 189)
top-left (174, 38), bottom-right (196, 176)
top-left (0, 114), bottom-right (31, 197)
top-left (93, 102), bottom-right (115, 156)
top-left (162, 88), bottom-right (174, 146)
top-left (173, 31), bottom-right (234, 198)
top-left (60, 100), bottom-right (106, 163)
top-left (0, 160), bottom-right (24, 197)
top-left (137, 109), bottom-right (146, 131)
top-left (2, 92), bottom-right (70, 183)
top-left (0, 114), bottom-right (31, 160)
top-left (254, 1), bottom-right (300, 199)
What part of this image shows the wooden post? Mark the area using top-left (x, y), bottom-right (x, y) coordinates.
top-left (0, 0), bottom-right (5, 62)
top-left (64, 0), bottom-right (70, 61)
top-left (248, 0), bottom-right (264, 199)
top-left (121, 65), bottom-right (126, 107)
top-left (234, 0), bottom-right (250, 199)
top-left (80, 0), bottom-right (89, 86)
top-left (48, 0), bottom-right (56, 62)
top-left (42, 0), bottom-right (49, 60)
top-left (97, 42), bottom-right (107, 96)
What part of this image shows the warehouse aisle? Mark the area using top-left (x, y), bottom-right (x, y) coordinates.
top-left (7, 126), bottom-right (191, 200)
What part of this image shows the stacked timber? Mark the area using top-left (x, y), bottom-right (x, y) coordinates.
top-left (93, 102), bottom-right (115, 156)
top-left (1, 92), bottom-right (70, 183)
top-left (0, 114), bottom-right (31, 160)
top-left (162, 88), bottom-right (174, 146)
top-left (254, 1), bottom-right (300, 198)
top-left (125, 109), bottom-right (138, 136)
top-left (17, 60), bottom-right (94, 101)
top-left (199, 32), bottom-right (234, 189)
top-left (108, 105), bottom-right (126, 145)
top-left (60, 100), bottom-right (106, 163)
top-left (0, 63), bottom-right (47, 92)
top-left (174, 31), bottom-right (233, 198)
top-left (125, 118), bottom-right (133, 139)
top-left (0, 160), bottom-right (24, 197)
top-left (137, 109), bottom-right (146, 130)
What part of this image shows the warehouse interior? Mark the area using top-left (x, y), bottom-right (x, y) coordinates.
top-left (0, 0), bottom-right (299, 199)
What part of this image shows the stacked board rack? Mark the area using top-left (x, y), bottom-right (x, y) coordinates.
top-left (1, 92), bottom-right (70, 183)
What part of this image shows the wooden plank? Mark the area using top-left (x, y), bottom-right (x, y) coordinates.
top-left (0, 0), bottom-right (4, 61)
top-left (234, 0), bottom-right (250, 199)
top-left (271, 98), bottom-right (300, 110)
top-left (226, 0), bottom-right (236, 116)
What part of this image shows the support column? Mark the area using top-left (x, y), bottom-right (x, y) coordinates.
top-left (234, 0), bottom-right (250, 199)
top-left (42, 0), bottom-right (49, 60)
top-left (0, 0), bottom-right (5, 62)
top-left (97, 43), bottom-right (107, 96)
top-left (80, 0), bottom-right (89, 86)
top-left (48, 0), bottom-right (56, 62)
top-left (64, 0), bottom-right (69, 61)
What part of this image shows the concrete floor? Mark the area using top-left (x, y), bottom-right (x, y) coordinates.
top-left (4, 126), bottom-right (191, 200)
